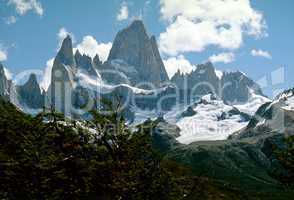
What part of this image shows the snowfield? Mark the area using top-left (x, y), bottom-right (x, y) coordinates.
top-left (165, 95), bottom-right (249, 144)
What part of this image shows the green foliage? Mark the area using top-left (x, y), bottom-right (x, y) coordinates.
top-left (0, 98), bottom-right (187, 199)
top-left (275, 135), bottom-right (294, 186)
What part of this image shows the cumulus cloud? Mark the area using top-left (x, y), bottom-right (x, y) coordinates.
top-left (209, 52), bottom-right (235, 64)
top-left (5, 16), bottom-right (17, 25)
top-left (75, 36), bottom-right (112, 62)
top-left (0, 49), bottom-right (7, 62)
top-left (159, 0), bottom-right (267, 56)
top-left (8, 0), bottom-right (43, 16)
top-left (163, 55), bottom-right (196, 78)
top-left (117, 2), bottom-right (129, 21)
top-left (251, 49), bottom-right (272, 59)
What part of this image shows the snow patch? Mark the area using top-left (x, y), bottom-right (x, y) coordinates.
top-left (215, 69), bottom-right (223, 79)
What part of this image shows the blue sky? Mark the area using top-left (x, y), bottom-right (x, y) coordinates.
top-left (0, 0), bottom-right (293, 97)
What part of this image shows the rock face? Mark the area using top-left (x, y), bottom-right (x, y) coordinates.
top-left (0, 63), bottom-right (10, 98)
top-left (171, 62), bottom-right (265, 103)
top-left (107, 20), bottom-right (169, 87)
top-left (221, 71), bottom-right (264, 104)
top-left (48, 35), bottom-right (76, 115)
top-left (75, 50), bottom-right (98, 76)
top-left (231, 88), bottom-right (294, 140)
top-left (17, 73), bottom-right (44, 109)
top-left (55, 35), bottom-right (76, 67)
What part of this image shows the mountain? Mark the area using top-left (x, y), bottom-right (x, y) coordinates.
top-left (0, 20), bottom-right (268, 137)
top-left (0, 63), bottom-right (19, 106)
top-left (231, 88), bottom-right (294, 140)
top-left (107, 20), bottom-right (169, 87)
top-left (0, 63), bottom-right (11, 98)
top-left (133, 93), bottom-right (267, 144)
top-left (171, 62), bottom-right (265, 103)
top-left (17, 73), bottom-right (44, 109)
top-left (47, 35), bottom-right (76, 115)
top-left (221, 71), bottom-right (264, 104)
top-left (151, 90), bottom-right (294, 192)
top-left (75, 50), bottom-right (98, 77)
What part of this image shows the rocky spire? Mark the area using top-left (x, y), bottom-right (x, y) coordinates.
top-left (75, 50), bottom-right (97, 76)
top-left (93, 54), bottom-right (102, 66)
top-left (17, 73), bottom-right (44, 109)
top-left (171, 62), bottom-right (219, 94)
top-left (26, 73), bottom-right (38, 85)
top-left (55, 35), bottom-right (75, 67)
top-left (150, 36), bottom-right (169, 83)
top-left (107, 20), bottom-right (169, 86)
top-left (0, 63), bottom-right (10, 97)
top-left (49, 36), bottom-right (76, 115)
top-left (221, 71), bottom-right (264, 103)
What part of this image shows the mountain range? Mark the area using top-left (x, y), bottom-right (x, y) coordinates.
top-left (0, 20), bottom-right (273, 144)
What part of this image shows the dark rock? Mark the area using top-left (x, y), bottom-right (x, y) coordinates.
top-left (221, 71), bottom-right (264, 104)
top-left (55, 35), bottom-right (75, 67)
top-left (181, 106), bottom-right (196, 117)
top-left (107, 20), bottom-right (169, 86)
top-left (75, 50), bottom-right (98, 76)
top-left (17, 73), bottom-right (44, 109)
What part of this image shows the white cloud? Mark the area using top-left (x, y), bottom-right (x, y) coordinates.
top-left (8, 0), bottom-right (43, 16)
top-left (75, 36), bottom-right (112, 62)
top-left (251, 49), bottom-right (272, 59)
top-left (117, 2), bottom-right (129, 21)
top-left (159, 0), bottom-right (267, 56)
top-left (163, 55), bottom-right (196, 78)
top-left (40, 58), bottom-right (54, 90)
top-left (5, 16), bottom-right (17, 25)
top-left (0, 47), bottom-right (7, 61)
top-left (209, 52), bottom-right (235, 64)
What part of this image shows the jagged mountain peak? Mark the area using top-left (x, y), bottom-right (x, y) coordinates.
top-left (75, 51), bottom-right (97, 76)
top-left (17, 73), bottom-right (43, 109)
top-left (0, 62), bottom-right (4, 71)
top-left (55, 35), bottom-right (75, 66)
top-left (127, 20), bottom-right (147, 34)
top-left (194, 62), bottom-right (216, 74)
top-left (75, 49), bottom-right (82, 58)
top-left (75, 50), bottom-right (91, 63)
top-left (93, 54), bottom-right (102, 66)
top-left (107, 20), bottom-right (169, 86)
top-left (27, 73), bottom-right (38, 84)
top-left (22, 73), bottom-right (40, 93)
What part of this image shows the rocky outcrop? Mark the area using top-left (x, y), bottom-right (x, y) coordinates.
top-left (55, 35), bottom-right (76, 67)
top-left (48, 35), bottom-right (76, 115)
top-left (0, 63), bottom-right (10, 98)
top-left (17, 73), bottom-right (44, 109)
top-left (231, 89), bottom-right (294, 140)
top-left (75, 50), bottom-right (98, 76)
top-left (171, 63), bottom-right (265, 103)
top-left (221, 71), bottom-right (264, 104)
top-left (107, 20), bottom-right (169, 87)
top-left (171, 62), bottom-right (220, 101)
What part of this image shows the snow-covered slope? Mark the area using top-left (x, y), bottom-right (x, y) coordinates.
top-left (163, 95), bottom-right (250, 144)
top-left (76, 70), bottom-right (168, 95)
top-left (233, 89), bottom-right (270, 116)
